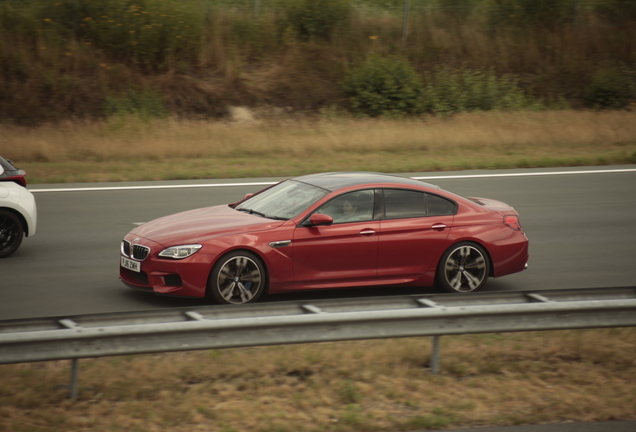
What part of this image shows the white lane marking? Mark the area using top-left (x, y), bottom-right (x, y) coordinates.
top-left (132, 222), bottom-right (146, 226)
top-left (411, 168), bottom-right (636, 180)
top-left (28, 168), bottom-right (636, 193)
top-left (30, 181), bottom-right (276, 193)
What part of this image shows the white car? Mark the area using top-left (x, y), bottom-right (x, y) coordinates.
top-left (0, 157), bottom-right (37, 258)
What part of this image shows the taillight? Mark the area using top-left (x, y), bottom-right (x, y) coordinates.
top-left (503, 215), bottom-right (522, 231)
top-left (4, 174), bottom-right (27, 187)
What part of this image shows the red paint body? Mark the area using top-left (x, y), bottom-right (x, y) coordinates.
top-left (120, 173), bottom-right (529, 299)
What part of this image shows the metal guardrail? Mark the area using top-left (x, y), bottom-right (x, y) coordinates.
top-left (2, 286), bottom-right (634, 399)
top-left (1, 287), bottom-right (635, 365)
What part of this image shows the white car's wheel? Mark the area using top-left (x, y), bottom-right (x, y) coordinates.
top-left (0, 210), bottom-right (24, 258)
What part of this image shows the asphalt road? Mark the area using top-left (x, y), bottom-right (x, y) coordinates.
top-left (1, 165), bottom-right (635, 321)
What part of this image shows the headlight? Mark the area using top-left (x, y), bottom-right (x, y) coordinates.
top-left (158, 244), bottom-right (202, 259)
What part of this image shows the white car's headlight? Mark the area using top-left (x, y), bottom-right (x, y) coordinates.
top-left (158, 244), bottom-right (202, 259)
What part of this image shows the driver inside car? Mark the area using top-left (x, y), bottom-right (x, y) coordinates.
top-left (317, 190), bottom-right (374, 223)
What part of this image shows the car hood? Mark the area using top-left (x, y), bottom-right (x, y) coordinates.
top-left (130, 205), bottom-right (286, 246)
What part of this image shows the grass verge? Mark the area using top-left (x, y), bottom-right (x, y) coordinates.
top-left (1, 329), bottom-right (635, 432)
top-left (1, 110), bottom-right (636, 184)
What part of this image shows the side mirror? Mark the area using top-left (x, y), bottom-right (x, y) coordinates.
top-left (307, 213), bottom-right (333, 227)
top-left (243, 193), bottom-right (254, 200)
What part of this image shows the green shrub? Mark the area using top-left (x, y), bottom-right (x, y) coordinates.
top-left (433, 0), bottom-right (477, 24)
top-left (405, 413), bottom-right (452, 430)
top-left (584, 67), bottom-right (630, 109)
top-left (487, 0), bottom-right (576, 32)
top-left (421, 66), bottom-right (541, 114)
top-left (281, 0), bottom-right (351, 41)
top-left (0, 2), bottom-right (39, 36)
top-left (104, 88), bottom-right (168, 119)
top-left (342, 55), bottom-right (425, 117)
top-left (338, 381), bottom-right (362, 404)
top-left (36, 0), bottom-right (203, 70)
top-left (594, 1), bottom-right (636, 24)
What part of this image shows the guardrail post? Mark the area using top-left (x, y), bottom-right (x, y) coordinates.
top-left (69, 359), bottom-right (79, 400)
top-left (430, 336), bottom-right (440, 374)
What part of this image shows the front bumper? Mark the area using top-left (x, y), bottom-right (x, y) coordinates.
top-left (119, 235), bottom-right (214, 298)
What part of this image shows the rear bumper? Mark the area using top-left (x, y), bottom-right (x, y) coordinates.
top-left (491, 233), bottom-right (529, 278)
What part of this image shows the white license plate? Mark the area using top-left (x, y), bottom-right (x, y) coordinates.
top-left (121, 256), bottom-right (141, 272)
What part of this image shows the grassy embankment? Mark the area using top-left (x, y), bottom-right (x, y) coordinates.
top-left (1, 0), bottom-right (635, 123)
top-left (2, 109), bottom-right (636, 184)
top-left (0, 328), bottom-right (634, 432)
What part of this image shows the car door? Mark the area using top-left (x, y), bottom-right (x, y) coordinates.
top-left (292, 190), bottom-right (379, 288)
top-left (377, 189), bottom-right (455, 281)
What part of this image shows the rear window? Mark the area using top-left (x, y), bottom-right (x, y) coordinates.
top-left (427, 194), bottom-right (456, 215)
top-left (384, 189), bottom-right (427, 219)
top-left (383, 189), bottom-right (456, 219)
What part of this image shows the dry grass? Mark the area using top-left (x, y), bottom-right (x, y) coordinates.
top-left (2, 110), bottom-right (636, 184)
top-left (1, 328), bottom-right (635, 432)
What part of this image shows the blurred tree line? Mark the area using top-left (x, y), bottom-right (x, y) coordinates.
top-left (0, 0), bottom-right (634, 122)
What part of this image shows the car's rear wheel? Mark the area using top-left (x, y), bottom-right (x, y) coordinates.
top-left (0, 210), bottom-right (24, 258)
top-left (207, 251), bottom-right (267, 304)
top-left (436, 242), bottom-right (490, 293)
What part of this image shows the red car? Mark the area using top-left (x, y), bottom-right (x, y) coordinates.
top-left (120, 172), bottom-right (528, 304)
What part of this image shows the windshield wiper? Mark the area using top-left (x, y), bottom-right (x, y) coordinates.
top-left (237, 208), bottom-right (288, 221)
top-left (236, 207), bottom-right (267, 218)
top-left (265, 215), bottom-right (289, 221)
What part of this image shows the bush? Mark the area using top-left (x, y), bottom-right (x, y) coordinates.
top-left (342, 55), bottom-right (425, 117)
top-left (594, 1), bottom-right (636, 24)
top-left (421, 66), bottom-right (541, 114)
top-left (281, 0), bottom-right (351, 41)
top-left (584, 67), bottom-right (631, 109)
top-left (487, 0), bottom-right (576, 32)
top-left (104, 88), bottom-right (168, 119)
top-left (36, 0), bottom-right (203, 70)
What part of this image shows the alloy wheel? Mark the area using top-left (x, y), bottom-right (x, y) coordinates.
top-left (443, 244), bottom-right (488, 293)
top-left (216, 255), bottom-right (263, 304)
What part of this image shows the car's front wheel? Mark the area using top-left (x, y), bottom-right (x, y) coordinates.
top-left (207, 251), bottom-right (267, 304)
top-left (0, 210), bottom-right (24, 258)
top-left (436, 242), bottom-right (490, 293)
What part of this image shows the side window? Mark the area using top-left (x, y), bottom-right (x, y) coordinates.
top-left (384, 189), bottom-right (427, 219)
top-left (315, 190), bottom-right (374, 223)
top-left (426, 193), bottom-right (456, 215)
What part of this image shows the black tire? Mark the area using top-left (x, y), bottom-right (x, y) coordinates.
top-left (436, 242), bottom-right (490, 293)
top-left (207, 250), bottom-right (267, 304)
top-left (0, 209), bottom-right (24, 258)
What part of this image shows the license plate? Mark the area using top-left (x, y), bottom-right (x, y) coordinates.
top-left (121, 256), bottom-right (141, 272)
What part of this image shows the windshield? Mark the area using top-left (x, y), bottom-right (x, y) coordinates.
top-left (236, 180), bottom-right (329, 220)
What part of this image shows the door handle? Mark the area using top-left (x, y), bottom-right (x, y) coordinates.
top-left (431, 223), bottom-right (447, 231)
top-left (359, 229), bottom-right (376, 236)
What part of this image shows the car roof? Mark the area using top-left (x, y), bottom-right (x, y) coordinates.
top-left (293, 172), bottom-right (440, 192)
